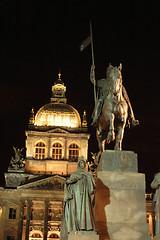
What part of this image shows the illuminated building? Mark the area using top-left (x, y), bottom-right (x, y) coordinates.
top-left (25, 72), bottom-right (89, 175)
top-left (0, 72), bottom-right (90, 240)
top-left (0, 72), bottom-right (156, 240)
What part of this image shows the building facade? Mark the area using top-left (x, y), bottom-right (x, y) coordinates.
top-left (0, 72), bottom-right (156, 240)
top-left (0, 73), bottom-right (90, 240)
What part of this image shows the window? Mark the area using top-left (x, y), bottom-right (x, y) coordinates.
top-left (7, 237), bottom-right (15, 240)
top-left (30, 232), bottom-right (43, 239)
top-left (48, 201), bottom-right (63, 222)
top-left (30, 201), bottom-right (44, 221)
top-left (69, 144), bottom-right (79, 161)
top-left (35, 142), bottom-right (45, 159)
top-left (52, 143), bottom-right (62, 160)
top-left (31, 233), bottom-right (42, 238)
top-left (49, 233), bottom-right (59, 238)
top-left (9, 208), bottom-right (16, 219)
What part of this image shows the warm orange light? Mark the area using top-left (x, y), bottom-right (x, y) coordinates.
top-left (35, 112), bottom-right (79, 128)
top-left (0, 207), bottom-right (2, 219)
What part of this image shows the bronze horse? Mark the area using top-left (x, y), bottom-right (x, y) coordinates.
top-left (97, 64), bottom-right (128, 151)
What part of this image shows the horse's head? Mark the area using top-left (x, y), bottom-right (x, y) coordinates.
top-left (106, 63), bottom-right (122, 95)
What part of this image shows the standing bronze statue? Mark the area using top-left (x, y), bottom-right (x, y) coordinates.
top-left (151, 173), bottom-right (160, 237)
top-left (60, 157), bottom-right (96, 240)
top-left (90, 63), bottom-right (139, 151)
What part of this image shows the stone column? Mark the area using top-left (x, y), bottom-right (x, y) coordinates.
top-left (0, 204), bottom-right (6, 240)
top-left (95, 150), bottom-right (149, 240)
top-left (64, 138), bottom-right (67, 160)
top-left (43, 200), bottom-right (49, 240)
top-left (148, 214), bottom-right (154, 239)
top-left (17, 199), bottom-right (25, 240)
top-left (48, 137), bottom-right (51, 159)
top-left (25, 199), bottom-right (32, 240)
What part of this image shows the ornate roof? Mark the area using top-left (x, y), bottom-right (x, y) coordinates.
top-left (34, 102), bottom-right (81, 128)
top-left (31, 72), bottom-right (82, 128)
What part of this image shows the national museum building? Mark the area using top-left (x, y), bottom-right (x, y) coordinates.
top-left (0, 73), bottom-right (155, 240)
top-left (0, 73), bottom-right (90, 240)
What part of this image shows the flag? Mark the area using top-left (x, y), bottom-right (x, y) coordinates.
top-left (79, 35), bottom-right (91, 51)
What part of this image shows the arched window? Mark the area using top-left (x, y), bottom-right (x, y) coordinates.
top-left (31, 233), bottom-right (42, 237)
top-left (69, 144), bottom-right (79, 161)
top-left (52, 143), bottom-right (62, 160)
top-left (30, 232), bottom-right (43, 239)
top-left (35, 142), bottom-right (45, 160)
top-left (49, 233), bottom-right (59, 238)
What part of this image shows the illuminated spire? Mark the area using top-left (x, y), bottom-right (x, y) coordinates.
top-left (50, 70), bottom-right (67, 103)
top-left (58, 70), bottom-right (61, 80)
top-left (29, 107), bottom-right (35, 125)
top-left (82, 110), bottom-right (87, 128)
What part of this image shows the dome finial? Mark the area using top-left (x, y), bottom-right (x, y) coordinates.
top-left (82, 110), bottom-right (87, 128)
top-left (29, 107), bottom-right (35, 125)
top-left (51, 69), bottom-right (67, 104)
top-left (58, 69), bottom-right (61, 80)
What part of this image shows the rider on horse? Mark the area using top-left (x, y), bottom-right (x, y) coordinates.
top-left (90, 63), bottom-right (139, 128)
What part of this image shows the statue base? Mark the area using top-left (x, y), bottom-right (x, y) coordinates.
top-left (97, 150), bottom-right (138, 172)
top-left (68, 231), bottom-right (99, 240)
top-left (156, 235), bottom-right (160, 240)
top-left (95, 150), bottom-right (149, 240)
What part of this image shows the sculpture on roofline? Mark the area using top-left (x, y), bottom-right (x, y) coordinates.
top-left (8, 147), bottom-right (25, 171)
top-left (87, 152), bottom-right (101, 174)
top-left (90, 63), bottom-right (139, 151)
top-left (60, 156), bottom-right (96, 240)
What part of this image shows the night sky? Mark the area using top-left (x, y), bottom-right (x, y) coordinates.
top-left (0, 0), bottom-right (160, 192)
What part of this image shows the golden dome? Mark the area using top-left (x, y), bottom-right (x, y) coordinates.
top-left (34, 103), bottom-right (81, 128)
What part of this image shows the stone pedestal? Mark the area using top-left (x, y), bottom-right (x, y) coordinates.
top-left (95, 150), bottom-right (150, 240)
top-left (68, 232), bottom-right (99, 240)
top-left (97, 150), bottom-right (138, 173)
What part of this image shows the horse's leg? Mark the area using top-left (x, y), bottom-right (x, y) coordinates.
top-left (115, 101), bottom-right (128, 150)
top-left (114, 122), bottom-right (125, 150)
top-left (97, 128), bottom-right (106, 152)
top-left (106, 112), bottom-right (115, 144)
top-left (102, 139), bottom-right (106, 152)
top-left (96, 128), bottom-right (103, 152)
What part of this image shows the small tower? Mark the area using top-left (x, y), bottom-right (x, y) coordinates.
top-left (82, 110), bottom-right (88, 128)
top-left (29, 107), bottom-right (35, 125)
top-left (50, 71), bottom-right (67, 103)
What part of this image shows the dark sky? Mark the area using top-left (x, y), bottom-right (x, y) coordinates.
top-left (0, 0), bottom-right (159, 192)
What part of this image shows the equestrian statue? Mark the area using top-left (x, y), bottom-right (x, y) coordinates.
top-left (90, 63), bottom-right (139, 152)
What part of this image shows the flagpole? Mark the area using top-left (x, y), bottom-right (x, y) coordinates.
top-left (90, 21), bottom-right (97, 104)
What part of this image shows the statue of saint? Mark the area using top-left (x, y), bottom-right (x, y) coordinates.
top-left (151, 172), bottom-right (160, 237)
top-left (60, 157), bottom-right (96, 240)
top-left (90, 64), bottom-right (139, 128)
top-left (90, 63), bottom-right (139, 151)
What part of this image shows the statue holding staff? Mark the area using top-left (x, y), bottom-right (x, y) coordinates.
top-left (80, 22), bottom-right (139, 151)
top-left (90, 63), bottom-right (139, 151)
top-left (90, 64), bottom-right (139, 129)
